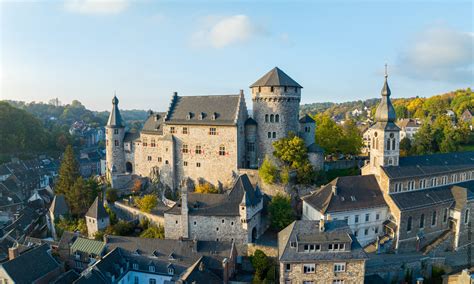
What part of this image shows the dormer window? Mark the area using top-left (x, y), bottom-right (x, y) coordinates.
top-left (168, 266), bottom-right (174, 275)
top-left (186, 112), bottom-right (193, 120)
top-left (199, 112), bottom-right (205, 120)
top-left (133, 263), bottom-right (139, 270)
top-left (211, 112), bottom-right (218, 120)
top-left (149, 265), bottom-right (155, 272)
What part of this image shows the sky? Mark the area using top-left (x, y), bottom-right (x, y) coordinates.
top-left (1, 0), bottom-right (473, 111)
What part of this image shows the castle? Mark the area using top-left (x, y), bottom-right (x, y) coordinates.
top-left (105, 67), bottom-right (323, 190)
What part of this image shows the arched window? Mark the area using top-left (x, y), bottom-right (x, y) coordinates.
top-left (270, 86), bottom-right (274, 92)
top-left (392, 139), bottom-right (396, 150)
top-left (219, 145), bottom-right (226, 156)
top-left (270, 114), bottom-right (274, 123)
top-left (265, 114), bottom-right (269, 123)
top-left (420, 214), bottom-right (425, 228)
top-left (465, 209), bottom-right (470, 224)
top-left (275, 114), bottom-right (280, 123)
top-left (432, 211), bottom-right (437, 226)
top-left (407, 216), bottom-right (412, 232)
top-left (272, 132), bottom-right (276, 138)
top-left (386, 139), bottom-right (390, 150)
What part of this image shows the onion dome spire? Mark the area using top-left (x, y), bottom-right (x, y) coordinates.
top-left (374, 64), bottom-right (396, 123)
top-left (107, 92), bottom-right (124, 127)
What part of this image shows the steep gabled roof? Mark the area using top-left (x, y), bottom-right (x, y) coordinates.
top-left (49, 195), bottom-right (69, 218)
top-left (107, 96), bottom-right (124, 128)
top-left (85, 197), bottom-right (108, 219)
top-left (250, 67), bottom-right (302, 88)
top-left (299, 114), bottom-right (315, 123)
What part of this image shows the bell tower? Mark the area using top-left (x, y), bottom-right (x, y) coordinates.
top-left (367, 65), bottom-right (400, 176)
top-left (105, 95), bottom-right (126, 180)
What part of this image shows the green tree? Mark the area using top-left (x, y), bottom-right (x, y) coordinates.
top-left (399, 137), bottom-right (412, 157)
top-left (315, 114), bottom-right (342, 154)
top-left (135, 194), bottom-right (158, 213)
top-left (251, 250), bottom-right (270, 280)
top-left (106, 188), bottom-right (119, 203)
top-left (195, 182), bottom-right (218, 194)
top-left (339, 119), bottom-right (363, 155)
top-left (268, 194), bottom-right (295, 230)
top-left (106, 220), bottom-right (134, 236)
top-left (412, 122), bottom-right (434, 155)
top-left (140, 224), bottom-right (165, 239)
top-left (259, 156), bottom-right (279, 184)
top-left (55, 145), bottom-right (80, 196)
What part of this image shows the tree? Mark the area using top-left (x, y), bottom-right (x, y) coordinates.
top-left (106, 220), bottom-right (134, 236)
top-left (195, 182), bottom-right (218, 194)
top-left (140, 224), bottom-right (165, 239)
top-left (106, 188), bottom-right (119, 203)
top-left (412, 122), bottom-right (434, 155)
top-left (339, 119), bottom-right (363, 155)
top-left (399, 137), bottom-right (412, 157)
top-left (259, 156), bottom-right (279, 184)
top-left (55, 145), bottom-right (80, 196)
top-left (135, 194), bottom-right (158, 213)
top-left (251, 250), bottom-right (270, 280)
top-left (268, 194), bottom-right (295, 230)
top-left (315, 114), bottom-right (342, 154)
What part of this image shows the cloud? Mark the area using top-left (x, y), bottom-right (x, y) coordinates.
top-left (397, 26), bottom-right (473, 83)
top-left (191, 15), bottom-right (264, 48)
top-left (64, 0), bottom-right (129, 14)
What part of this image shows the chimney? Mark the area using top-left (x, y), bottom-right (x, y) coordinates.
top-left (332, 185), bottom-right (338, 196)
top-left (319, 219), bottom-right (325, 232)
top-left (8, 245), bottom-right (19, 260)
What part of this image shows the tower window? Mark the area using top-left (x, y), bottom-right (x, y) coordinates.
top-left (270, 114), bottom-right (274, 123)
top-left (184, 161), bottom-right (188, 166)
top-left (142, 138), bottom-right (147, 147)
top-left (195, 145), bottom-right (202, 154)
top-left (258, 86), bottom-right (261, 92)
top-left (432, 210), bottom-right (437, 226)
top-left (275, 114), bottom-right (279, 123)
top-left (114, 129), bottom-right (119, 134)
top-left (196, 162), bottom-right (201, 168)
top-left (272, 132), bottom-right (276, 138)
top-left (465, 209), bottom-right (470, 224)
top-left (265, 114), bottom-right (269, 123)
top-left (157, 157), bottom-right (162, 163)
top-left (267, 132), bottom-right (271, 139)
top-left (182, 144), bottom-right (188, 153)
top-left (147, 156), bottom-right (152, 161)
top-left (270, 86), bottom-right (274, 92)
top-left (407, 216), bottom-right (412, 232)
top-left (115, 140), bottom-right (119, 146)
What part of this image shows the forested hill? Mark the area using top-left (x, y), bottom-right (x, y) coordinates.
top-left (301, 88), bottom-right (473, 120)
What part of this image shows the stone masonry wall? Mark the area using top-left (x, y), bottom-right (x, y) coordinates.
top-left (279, 259), bottom-right (365, 284)
top-left (106, 126), bottom-right (126, 175)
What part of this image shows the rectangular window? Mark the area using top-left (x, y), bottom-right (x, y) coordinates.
top-left (134, 276), bottom-right (139, 284)
top-left (114, 129), bottom-right (119, 134)
top-left (151, 139), bottom-right (156, 147)
top-left (303, 264), bottom-right (315, 274)
top-left (285, 263), bottom-right (291, 272)
top-left (184, 161), bottom-right (188, 166)
top-left (157, 157), bottom-right (162, 163)
top-left (267, 132), bottom-right (271, 139)
top-left (142, 138), bottom-right (147, 146)
top-left (115, 140), bottom-right (119, 146)
top-left (376, 213), bottom-right (380, 220)
top-left (375, 226), bottom-right (379, 234)
top-left (170, 127), bottom-right (176, 134)
top-left (195, 145), bottom-right (202, 154)
top-left (247, 142), bottom-right (255, 152)
top-left (333, 280), bottom-right (344, 284)
top-left (196, 162), bottom-right (201, 168)
top-left (365, 213), bottom-right (370, 222)
top-left (334, 263), bottom-right (346, 272)
top-left (182, 144), bottom-right (188, 153)
top-left (344, 216), bottom-right (349, 224)
top-left (272, 132), bottom-right (276, 138)
top-left (364, 228), bottom-right (369, 235)
top-left (354, 215), bottom-right (359, 223)
top-left (149, 280), bottom-right (156, 284)
top-left (431, 177), bottom-right (437, 187)
top-left (209, 128), bottom-right (217, 135)
top-left (443, 208), bottom-right (448, 223)
top-left (219, 145), bottom-right (226, 156)
top-left (182, 127), bottom-right (188, 134)
top-left (147, 156), bottom-right (152, 161)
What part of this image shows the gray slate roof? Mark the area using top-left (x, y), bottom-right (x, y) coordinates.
top-left (250, 67), bottom-right (302, 88)
top-left (303, 175), bottom-right (387, 214)
top-left (1, 244), bottom-right (60, 283)
top-left (278, 220), bottom-right (367, 262)
top-left (141, 112), bottom-right (166, 134)
top-left (85, 196), bottom-right (108, 219)
top-left (52, 270), bottom-right (79, 284)
top-left (389, 180), bottom-right (474, 211)
top-left (299, 114), bottom-right (315, 123)
top-left (166, 174), bottom-right (262, 216)
top-left (382, 151), bottom-right (474, 179)
top-left (165, 94), bottom-right (242, 126)
top-left (107, 96), bottom-right (124, 128)
top-left (373, 75), bottom-right (398, 130)
top-left (49, 195), bottom-right (69, 218)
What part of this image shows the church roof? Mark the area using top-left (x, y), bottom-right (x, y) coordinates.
top-left (382, 151), bottom-right (474, 179)
top-left (165, 94), bottom-right (242, 126)
top-left (373, 73), bottom-right (398, 130)
top-left (245, 117), bottom-right (257, 126)
top-left (250, 67), bottom-right (302, 88)
top-left (303, 175), bottom-right (387, 214)
top-left (85, 196), bottom-right (108, 219)
top-left (107, 96), bottom-right (124, 128)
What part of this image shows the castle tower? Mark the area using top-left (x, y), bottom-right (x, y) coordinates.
top-left (180, 180), bottom-right (189, 239)
top-left (367, 66), bottom-right (400, 176)
top-left (105, 95), bottom-right (126, 179)
top-left (250, 67), bottom-right (302, 164)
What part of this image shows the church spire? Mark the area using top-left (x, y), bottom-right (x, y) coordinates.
top-left (107, 94), bottom-right (124, 127)
top-left (374, 65), bottom-right (396, 123)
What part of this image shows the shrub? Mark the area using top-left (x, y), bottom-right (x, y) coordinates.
top-left (259, 156), bottom-right (279, 184)
top-left (195, 182), bottom-right (218, 194)
top-left (268, 194), bottom-right (295, 230)
top-left (135, 194), bottom-right (158, 213)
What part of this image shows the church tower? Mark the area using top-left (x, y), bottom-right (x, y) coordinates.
top-left (250, 67), bottom-right (302, 165)
top-left (105, 95), bottom-right (126, 180)
top-left (366, 66), bottom-right (400, 177)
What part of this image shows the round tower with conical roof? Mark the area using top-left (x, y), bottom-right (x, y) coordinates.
top-left (106, 95), bottom-right (126, 179)
top-left (250, 67), bottom-right (302, 164)
top-left (367, 67), bottom-right (400, 176)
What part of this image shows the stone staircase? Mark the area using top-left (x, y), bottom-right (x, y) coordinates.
top-left (364, 234), bottom-right (392, 253)
top-left (421, 229), bottom-right (452, 255)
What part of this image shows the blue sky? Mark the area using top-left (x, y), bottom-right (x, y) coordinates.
top-left (1, 0), bottom-right (472, 111)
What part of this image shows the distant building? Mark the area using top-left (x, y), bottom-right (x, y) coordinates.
top-left (397, 118), bottom-right (421, 141)
top-left (85, 197), bottom-right (109, 238)
top-left (48, 195), bottom-right (69, 239)
top-left (69, 237), bottom-right (106, 271)
top-left (278, 220), bottom-right (367, 284)
top-left (164, 174), bottom-right (265, 244)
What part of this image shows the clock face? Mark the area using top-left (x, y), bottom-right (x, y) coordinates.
top-left (390, 133), bottom-right (394, 138)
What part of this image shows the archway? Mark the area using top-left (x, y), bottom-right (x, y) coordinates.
top-left (126, 162), bottom-right (133, 173)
